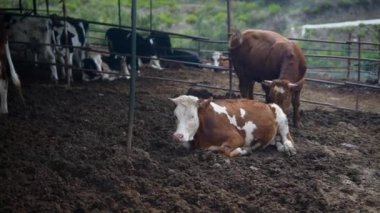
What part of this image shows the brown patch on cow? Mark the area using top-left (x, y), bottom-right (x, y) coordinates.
top-left (194, 99), bottom-right (279, 156)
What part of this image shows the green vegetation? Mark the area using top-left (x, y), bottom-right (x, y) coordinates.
top-left (2, 0), bottom-right (379, 74)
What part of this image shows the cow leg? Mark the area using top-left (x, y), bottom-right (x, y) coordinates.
top-left (44, 48), bottom-right (58, 82)
top-left (248, 81), bottom-right (254, 99)
top-left (239, 79), bottom-right (250, 99)
top-left (34, 53), bottom-right (38, 67)
top-left (120, 57), bottom-right (130, 79)
top-left (271, 104), bottom-right (296, 156)
top-left (58, 55), bottom-right (66, 79)
top-left (74, 49), bottom-right (83, 68)
top-left (219, 134), bottom-right (246, 157)
top-left (150, 55), bottom-right (163, 70)
top-left (67, 52), bottom-right (74, 82)
top-left (292, 90), bottom-right (302, 128)
top-left (126, 56), bottom-right (139, 77)
top-left (0, 79), bottom-right (8, 114)
top-left (261, 83), bottom-right (271, 102)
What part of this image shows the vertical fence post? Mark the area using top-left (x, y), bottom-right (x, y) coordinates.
top-left (357, 36), bottom-right (361, 82)
top-left (18, 0), bottom-right (22, 13)
top-left (378, 29), bottom-right (380, 84)
top-left (127, 0), bottom-right (137, 154)
top-left (118, 0), bottom-right (121, 27)
top-left (62, 0), bottom-right (70, 87)
top-left (46, 0), bottom-right (49, 15)
top-left (355, 36), bottom-right (362, 111)
top-left (33, 0), bottom-right (37, 14)
top-left (346, 32), bottom-right (351, 80)
top-left (150, 0), bottom-right (152, 31)
top-left (227, 0), bottom-right (232, 98)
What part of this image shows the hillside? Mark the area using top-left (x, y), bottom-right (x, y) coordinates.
top-left (2, 0), bottom-right (379, 42)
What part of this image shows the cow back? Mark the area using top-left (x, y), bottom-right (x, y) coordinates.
top-left (194, 99), bottom-right (277, 149)
top-left (229, 29), bottom-right (306, 83)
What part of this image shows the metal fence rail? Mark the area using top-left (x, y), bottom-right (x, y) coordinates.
top-left (3, 10), bottom-right (380, 113)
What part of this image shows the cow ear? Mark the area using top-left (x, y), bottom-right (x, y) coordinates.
top-left (289, 82), bottom-right (301, 92)
top-left (198, 97), bottom-right (212, 108)
top-left (169, 97), bottom-right (179, 105)
top-left (289, 78), bottom-right (304, 92)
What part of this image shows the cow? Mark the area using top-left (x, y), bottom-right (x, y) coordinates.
top-left (148, 31), bottom-right (172, 58)
top-left (163, 49), bottom-right (201, 68)
top-left (170, 95), bottom-right (297, 157)
top-left (0, 14), bottom-right (24, 114)
top-left (212, 51), bottom-right (230, 72)
top-left (105, 27), bottom-right (163, 73)
top-left (229, 29), bottom-right (307, 128)
top-left (81, 53), bottom-right (130, 81)
top-left (81, 52), bottom-right (103, 81)
top-left (51, 15), bottom-right (89, 81)
top-left (6, 13), bottom-right (89, 82)
top-left (7, 14), bottom-right (59, 81)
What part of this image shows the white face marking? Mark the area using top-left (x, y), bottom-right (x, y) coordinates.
top-left (212, 51), bottom-right (221, 66)
top-left (171, 95), bottom-right (200, 143)
top-left (240, 108), bottom-right (246, 118)
top-left (273, 85), bottom-right (285, 94)
top-left (211, 102), bottom-right (257, 146)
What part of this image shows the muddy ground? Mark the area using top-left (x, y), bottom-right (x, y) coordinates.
top-left (1, 67), bottom-right (380, 212)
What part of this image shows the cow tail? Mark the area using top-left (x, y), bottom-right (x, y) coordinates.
top-left (228, 29), bottom-right (243, 50)
top-left (5, 41), bottom-right (25, 105)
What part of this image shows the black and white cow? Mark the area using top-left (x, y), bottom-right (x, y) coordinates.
top-left (81, 52), bottom-right (130, 81)
top-left (6, 13), bottom-right (88, 82)
top-left (148, 31), bottom-right (172, 58)
top-left (105, 27), bottom-right (163, 72)
top-left (7, 14), bottom-right (59, 80)
top-left (50, 15), bottom-right (89, 81)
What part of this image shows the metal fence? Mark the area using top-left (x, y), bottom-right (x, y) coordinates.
top-left (2, 9), bottom-right (380, 113)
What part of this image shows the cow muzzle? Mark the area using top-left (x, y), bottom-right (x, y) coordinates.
top-left (173, 133), bottom-right (184, 143)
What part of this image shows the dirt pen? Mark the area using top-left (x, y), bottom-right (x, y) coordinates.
top-left (1, 66), bottom-right (380, 212)
top-left (1, 2), bottom-right (380, 212)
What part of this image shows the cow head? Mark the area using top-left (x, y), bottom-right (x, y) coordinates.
top-left (212, 51), bottom-right (221, 66)
top-left (170, 95), bottom-right (211, 149)
top-left (262, 79), bottom-right (302, 114)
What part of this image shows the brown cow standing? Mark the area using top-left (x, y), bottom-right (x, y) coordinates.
top-left (229, 29), bottom-right (307, 128)
top-left (170, 95), bottom-right (296, 157)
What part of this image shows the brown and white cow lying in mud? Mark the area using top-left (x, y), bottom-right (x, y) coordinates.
top-left (229, 29), bottom-right (307, 128)
top-left (170, 95), bottom-right (296, 157)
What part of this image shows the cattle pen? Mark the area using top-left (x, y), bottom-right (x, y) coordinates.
top-left (1, 1), bottom-right (380, 212)
top-left (1, 0), bottom-right (380, 148)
